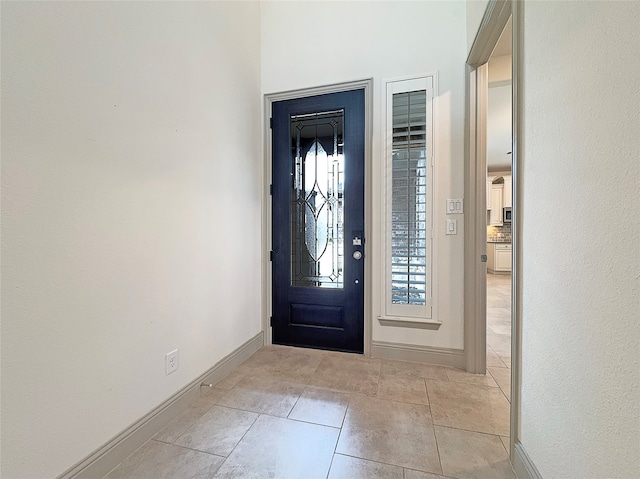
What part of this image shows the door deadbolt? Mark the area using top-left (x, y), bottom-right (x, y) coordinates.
top-left (353, 251), bottom-right (363, 260)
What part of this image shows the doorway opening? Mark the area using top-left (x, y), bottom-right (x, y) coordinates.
top-left (485, 15), bottom-right (513, 406)
top-left (464, 0), bottom-right (519, 461)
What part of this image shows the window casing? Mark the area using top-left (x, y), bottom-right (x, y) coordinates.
top-left (384, 76), bottom-right (434, 319)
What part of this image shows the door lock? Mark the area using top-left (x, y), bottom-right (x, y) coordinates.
top-left (353, 251), bottom-right (363, 260)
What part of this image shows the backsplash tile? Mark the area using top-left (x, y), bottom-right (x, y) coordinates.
top-left (487, 224), bottom-right (511, 243)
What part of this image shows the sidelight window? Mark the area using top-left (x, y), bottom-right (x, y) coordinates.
top-left (385, 76), bottom-right (434, 319)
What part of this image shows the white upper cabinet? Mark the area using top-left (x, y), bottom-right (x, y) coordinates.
top-left (487, 175), bottom-right (496, 210)
top-left (486, 174), bottom-right (512, 225)
top-left (489, 183), bottom-right (504, 226)
top-left (503, 175), bottom-right (512, 207)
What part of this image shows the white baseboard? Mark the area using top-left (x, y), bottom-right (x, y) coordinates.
top-left (59, 332), bottom-right (264, 479)
top-left (513, 441), bottom-right (543, 479)
top-left (370, 340), bottom-right (465, 369)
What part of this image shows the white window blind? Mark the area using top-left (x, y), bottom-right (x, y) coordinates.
top-left (385, 77), bottom-right (434, 319)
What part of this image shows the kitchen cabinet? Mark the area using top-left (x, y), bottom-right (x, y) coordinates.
top-left (486, 174), bottom-right (512, 225)
top-left (487, 176), bottom-right (496, 210)
top-left (489, 184), bottom-right (503, 226)
top-left (503, 175), bottom-right (512, 207)
top-left (487, 242), bottom-right (512, 273)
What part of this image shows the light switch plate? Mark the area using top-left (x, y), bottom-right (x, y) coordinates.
top-left (446, 199), bottom-right (463, 214)
top-left (446, 219), bottom-right (457, 235)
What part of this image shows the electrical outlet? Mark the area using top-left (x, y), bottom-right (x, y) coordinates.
top-left (165, 349), bottom-right (179, 375)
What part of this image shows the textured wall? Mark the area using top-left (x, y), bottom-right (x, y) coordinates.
top-left (261, 0), bottom-right (468, 349)
top-left (0, 2), bottom-right (262, 477)
top-left (519, 2), bottom-right (640, 477)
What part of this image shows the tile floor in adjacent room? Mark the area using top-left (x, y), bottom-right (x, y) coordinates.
top-left (106, 274), bottom-right (513, 479)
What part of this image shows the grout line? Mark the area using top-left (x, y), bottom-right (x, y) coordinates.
top-left (431, 422), bottom-right (510, 439)
top-left (324, 453), bottom-right (336, 479)
top-left (332, 394), bottom-right (352, 457)
top-left (283, 416), bottom-right (341, 430)
top-left (487, 367), bottom-right (511, 403)
top-left (149, 439), bottom-right (226, 459)
top-left (425, 380), bottom-right (443, 475)
top-left (333, 452), bottom-right (441, 475)
top-left (219, 412), bottom-right (260, 460)
top-left (285, 388), bottom-right (304, 419)
top-left (338, 393), bottom-right (351, 430)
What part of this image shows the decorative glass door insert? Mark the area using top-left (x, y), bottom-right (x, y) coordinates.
top-left (290, 110), bottom-right (345, 288)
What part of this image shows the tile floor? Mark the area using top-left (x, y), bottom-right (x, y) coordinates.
top-left (106, 274), bottom-right (513, 479)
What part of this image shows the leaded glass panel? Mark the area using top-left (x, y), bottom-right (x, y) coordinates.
top-left (290, 110), bottom-right (345, 288)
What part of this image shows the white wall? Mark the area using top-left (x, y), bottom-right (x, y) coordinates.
top-left (519, 2), bottom-right (640, 477)
top-left (488, 54), bottom-right (511, 83)
top-left (0, 2), bottom-right (262, 477)
top-left (261, 1), bottom-right (468, 350)
top-left (487, 83), bottom-right (511, 171)
top-left (466, 0), bottom-right (490, 53)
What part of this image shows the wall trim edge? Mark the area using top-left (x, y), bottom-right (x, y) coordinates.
top-left (370, 340), bottom-right (465, 369)
top-left (59, 332), bottom-right (264, 479)
top-left (513, 441), bottom-right (543, 479)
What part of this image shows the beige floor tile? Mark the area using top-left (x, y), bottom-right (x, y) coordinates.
top-left (427, 380), bottom-right (510, 436)
top-left (308, 354), bottom-right (381, 396)
top-left (336, 395), bottom-right (441, 474)
top-left (501, 436), bottom-right (511, 457)
top-left (376, 374), bottom-right (429, 405)
top-left (248, 356), bottom-right (322, 384)
top-left (486, 347), bottom-right (507, 368)
top-left (216, 376), bottom-right (305, 417)
top-left (215, 365), bottom-right (254, 390)
top-left (445, 368), bottom-right (499, 387)
top-left (380, 359), bottom-right (448, 381)
top-left (327, 454), bottom-right (403, 479)
top-left (212, 415), bottom-right (338, 479)
top-left (434, 426), bottom-right (515, 479)
top-left (288, 388), bottom-right (349, 428)
top-left (174, 406), bottom-right (258, 456)
top-left (404, 470), bottom-right (449, 479)
top-left (488, 367), bottom-right (511, 401)
top-left (154, 389), bottom-right (226, 443)
top-left (247, 348), bottom-right (323, 384)
top-left (488, 321), bottom-right (511, 335)
top-left (498, 354), bottom-right (511, 368)
top-left (239, 345), bottom-right (292, 369)
top-left (105, 440), bottom-right (224, 479)
top-left (487, 332), bottom-right (511, 356)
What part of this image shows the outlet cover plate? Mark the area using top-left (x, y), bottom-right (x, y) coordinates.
top-left (165, 349), bottom-right (179, 375)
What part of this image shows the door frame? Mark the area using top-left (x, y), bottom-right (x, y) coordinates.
top-left (262, 79), bottom-right (374, 355)
top-left (464, 0), bottom-right (521, 460)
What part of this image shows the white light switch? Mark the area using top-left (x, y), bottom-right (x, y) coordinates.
top-left (447, 199), bottom-right (463, 214)
top-left (446, 219), bottom-right (457, 235)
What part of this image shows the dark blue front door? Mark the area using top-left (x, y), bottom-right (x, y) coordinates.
top-left (271, 89), bottom-right (365, 353)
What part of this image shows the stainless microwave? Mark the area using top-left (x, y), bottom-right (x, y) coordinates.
top-left (503, 207), bottom-right (512, 223)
